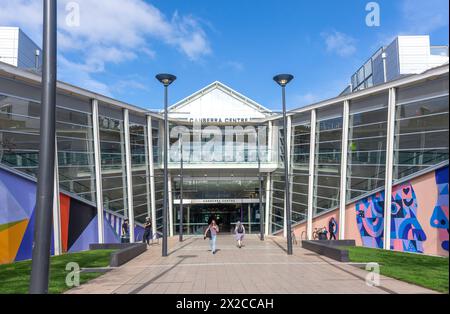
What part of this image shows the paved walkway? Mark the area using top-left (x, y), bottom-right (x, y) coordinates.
top-left (67, 235), bottom-right (437, 294)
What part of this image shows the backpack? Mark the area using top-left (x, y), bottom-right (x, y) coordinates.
top-left (237, 226), bottom-right (244, 234)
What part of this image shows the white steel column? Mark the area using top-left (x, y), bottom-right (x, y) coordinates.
top-left (267, 121), bottom-right (273, 162)
top-left (265, 120), bottom-right (273, 236)
top-left (265, 173), bottom-right (271, 236)
top-left (92, 99), bottom-right (105, 244)
top-left (248, 204), bottom-right (252, 234)
top-left (383, 88), bottom-right (396, 251)
top-left (307, 109), bottom-right (317, 240)
top-left (52, 138), bottom-right (61, 255)
top-left (147, 116), bottom-right (157, 235)
top-left (283, 116), bottom-right (292, 238)
top-left (168, 174), bottom-right (174, 237)
top-left (187, 206), bottom-right (190, 235)
top-left (124, 109), bottom-right (135, 243)
top-left (339, 101), bottom-right (350, 240)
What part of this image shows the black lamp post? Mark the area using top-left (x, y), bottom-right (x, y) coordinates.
top-left (29, 0), bottom-right (57, 294)
top-left (156, 73), bottom-right (177, 257)
top-left (273, 74), bottom-right (294, 256)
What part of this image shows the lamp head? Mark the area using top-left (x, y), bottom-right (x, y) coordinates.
top-left (273, 74), bottom-right (294, 87)
top-left (156, 73), bottom-right (177, 86)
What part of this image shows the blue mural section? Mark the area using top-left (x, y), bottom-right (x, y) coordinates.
top-left (430, 166), bottom-right (449, 251)
top-left (356, 192), bottom-right (385, 249)
top-left (355, 166), bottom-right (449, 255)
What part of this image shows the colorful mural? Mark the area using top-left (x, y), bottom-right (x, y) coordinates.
top-left (355, 184), bottom-right (428, 253)
top-left (430, 167), bottom-right (449, 252)
top-left (0, 167), bottom-right (126, 265)
top-left (0, 167), bottom-right (54, 264)
top-left (391, 183), bottom-right (426, 253)
top-left (355, 192), bottom-right (385, 249)
top-left (353, 166), bottom-right (448, 256)
top-left (290, 165), bottom-right (449, 257)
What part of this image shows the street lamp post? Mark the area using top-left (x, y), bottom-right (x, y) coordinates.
top-left (30, 0), bottom-right (57, 294)
top-left (273, 74), bottom-right (294, 256)
top-left (156, 74), bottom-right (177, 257)
top-left (179, 133), bottom-right (184, 242)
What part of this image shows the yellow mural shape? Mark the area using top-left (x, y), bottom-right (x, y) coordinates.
top-left (0, 219), bottom-right (29, 265)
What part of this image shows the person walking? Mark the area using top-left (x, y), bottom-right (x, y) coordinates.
top-left (234, 221), bottom-right (246, 248)
top-left (121, 218), bottom-right (130, 243)
top-left (143, 217), bottom-right (153, 246)
top-left (204, 219), bottom-right (219, 254)
top-left (328, 218), bottom-right (337, 240)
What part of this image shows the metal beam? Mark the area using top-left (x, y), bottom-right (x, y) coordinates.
top-left (283, 115), bottom-right (292, 238)
top-left (338, 100), bottom-right (350, 239)
top-left (144, 120), bottom-right (152, 222)
top-left (92, 99), bottom-right (104, 244)
top-left (168, 174), bottom-right (174, 237)
top-left (307, 109), bottom-right (317, 240)
top-left (124, 109), bottom-right (135, 243)
top-left (265, 173), bottom-right (271, 236)
top-left (383, 88), bottom-right (397, 250)
top-left (146, 116), bottom-right (157, 236)
top-left (52, 138), bottom-right (61, 255)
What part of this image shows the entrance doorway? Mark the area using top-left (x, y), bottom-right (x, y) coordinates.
top-left (189, 204), bottom-right (240, 234)
top-left (175, 202), bottom-right (264, 236)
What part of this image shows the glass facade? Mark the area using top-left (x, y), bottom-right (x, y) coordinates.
top-left (129, 114), bottom-right (151, 224)
top-left (98, 104), bottom-right (128, 217)
top-left (56, 105), bottom-right (96, 202)
top-left (394, 76), bottom-right (449, 181)
top-left (270, 122), bottom-right (286, 233)
top-left (0, 94), bottom-right (40, 177)
top-left (291, 114), bottom-right (311, 225)
top-left (313, 105), bottom-right (343, 215)
top-left (0, 68), bottom-right (448, 240)
top-left (347, 93), bottom-right (388, 201)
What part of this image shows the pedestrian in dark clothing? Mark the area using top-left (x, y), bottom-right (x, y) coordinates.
top-left (121, 218), bottom-right (130, 243)
top-left (143, 217), bottom-right (153, 245)
top-left (329, 218), bottom-right (337, 240)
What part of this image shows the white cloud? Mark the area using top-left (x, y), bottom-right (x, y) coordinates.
top-left (0, 0), bottom-right (211, 95)
top-left (400, 0), bottom-right (449, 34)
top-left (221, 61), bottom-right (244, 72)
top-left (322, 30), bottom-right (357, 57)
top-left (58, 55), bottom-right (112, 96)
top-left (292, 93), bottom-right (319, 107)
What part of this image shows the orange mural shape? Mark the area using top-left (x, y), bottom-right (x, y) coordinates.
top-left (0, 219), bottom-right (29, 264)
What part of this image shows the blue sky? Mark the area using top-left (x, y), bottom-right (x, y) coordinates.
top-left (1, 0), bottom-right (449, 110)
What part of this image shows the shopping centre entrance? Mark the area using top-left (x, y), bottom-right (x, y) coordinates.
top-left (174, 201), bottom-right (263, 235)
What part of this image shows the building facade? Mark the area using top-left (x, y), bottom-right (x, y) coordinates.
top-left (0, 60), bottom-right (448, 264)
top-left (0, 27), bottom-right (42, 71)
top-left (342, 35), bottom-right (449, 95)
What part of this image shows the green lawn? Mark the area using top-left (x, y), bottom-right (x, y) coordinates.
top-left (0, 250), bottom-right (114, 294)
top-left (344, 246), bottom-right (449, 293)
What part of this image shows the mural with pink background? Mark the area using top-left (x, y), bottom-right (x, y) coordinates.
top-left (290, 166), bottom-right (449, 257)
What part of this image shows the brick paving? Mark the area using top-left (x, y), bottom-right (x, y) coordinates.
top-left (66, 235), bottom-right (438, 294)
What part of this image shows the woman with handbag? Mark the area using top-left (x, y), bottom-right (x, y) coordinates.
top-left (234, 221), bottom-right (245, 248)
top-left (204, 219), bottom-right (219, 255)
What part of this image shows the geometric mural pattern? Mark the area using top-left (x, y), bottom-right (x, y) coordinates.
top-left (0, 167), bottom-right (125, 264)
top-left (391, 183), bottom-right (426, 253)
top-left (355, 166), bottom-right (449, 255)
top-left (355, 191), bottom-right (385, 249)
top-left (430, 166), bottom-right (449, 251)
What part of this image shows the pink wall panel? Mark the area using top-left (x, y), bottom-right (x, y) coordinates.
top-left (288, 166), bottom-right (449, 257)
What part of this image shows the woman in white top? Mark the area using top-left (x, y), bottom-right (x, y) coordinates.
top-left (234, 221), bottom-right (246, 248)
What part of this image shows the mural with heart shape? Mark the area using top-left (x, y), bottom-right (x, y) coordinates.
top-left (355, 166), bottom-right (449, 255)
